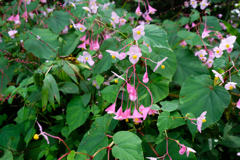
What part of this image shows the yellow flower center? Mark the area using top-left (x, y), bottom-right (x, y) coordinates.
top-left (70, 25), bottom-right (73, 28)
top-left (134, 118), bottom-right (138, 122)
top-left (216, 50), bottom-right (220, 53)
top-left (112, 18), bottom-right (115, 21)
top-left (200, 54), bottom-right (203, 57)
top-left (209, 61), bottom-right (212, 64)
top-left (33, 134), bottom-right (39, 140)
top-left (122, 20), bottom-right (124, 22)
top-left (112, 55), bottom-right (116, 59)
top-left (229, 86), bottom-right (233, 90)
top-left (92, 2), bottom-right (94, 5)
top-left (198, 47), bottom-right (201, 49)
top-left (182, 45), bottom-right (185, 48)
top-left (125, 118), bottom-right (129, 122)
top-left (201, 58), bottom-right (205, 61)
top-left (161, 65), bottom-right (165, 69)
top-left (110, 23), bottom-right (113, 25)
top-left (147, 44), bottom-right (149, 47)
top-left (114, 79), bottom-right (118, 83)
top-left (71, 4), bottom-right (73, 7)
top-left (192, 1), bottom-right (194, 4)
top-left (80, 27), bottom-right (83, 30)
top-left (85, 57), bottom-right (88, 60)
top-left (214, 77), bottom-right (219, 80)
top-left (106, 7), bottom-right (108, 9)
top-left (135, 122), bottom-right (139, 125)
top-left (152, 113), bottom-right (155, 116)
top-left (94, 84), bottom-right (97, 87)
top-left (133, 55), bottom-right (137, 59)
top-left (137, 31), bottom-right (141, 35)
top-left (202, 119), bottom-right (206, 123)
top-left (85, 9), bottom-right (88, 11)
top-left (147, 20), bottom-right (149, 22)
top-left (226, 44), bottom-right (229, 48)
top-left (203, 3), bottom-right (205, 6)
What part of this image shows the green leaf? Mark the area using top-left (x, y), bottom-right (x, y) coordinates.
top-left (61, 126), bottom-right (69, 139)
top-left (219, 135), bottom-right (240, 148)
top-left (160, 100), bottom-right (179, 112)
top-left (44, 11), bottom-right (71, 34)
top-left (101, 85), bottom-right (121, 103)
top-left (138, 74), bottom-right (169, 107)
top-left (60, 60), bottom-right (78, 84)
top-left (177, 30), bottom-right (210, 46)
top-left (180, 75), bottom-right (231, 130)
top-left (61, 33), bottom-right (82, 56)
top-left (15, 107), bottom-right (30, 124)
top-left (66, 96), bottom-right (90, 135)
top-left (96, 75), bottom-right (104, 86)
top-left (157, 111), bottom-right (173, 133)
top-left (67, 150), bottom-right (75, 160)
top-left (59, 82), bottom-right (79, 94)
top-left (179, 17), bottom-right (190, 25)
top-left (190, 9), bottom-right (200, 23)
top-left (81, 93), bottom-right (91, 106)
top-left (0, 124), bottom-right (20, 150)
top-left (93, 26), bottom-right (106, 35)
top-left (203, 16), bottom-right (222, 31)
top-left (221, 20), bottom-right (240, 46)
top-left (0, 114), bottom-right (7, 126)
top-left (112, 131), bottom-right (144, 160)
top-left (173, 49), bottom-right (208, 85)
top-left (0, 150), bottom-right (13, 160)
top-left (213, 56), bottom-right (227, 69)
top-left (148, 48), bottom-right (177, 80)
top-left (139, 44), bottom-right (150, 58)
top-left (142, 25), bottom-right (172, 51)
top-left (42, 83), bottom-right (49, 111)
top-left (44, 74), bottom-right (60, 105)
top-left (170, 111), bottom-right (186, 129)
top-left (77, 114), bottom-right (113, 160)
top-left (24, 127), bottom-right (36, 147)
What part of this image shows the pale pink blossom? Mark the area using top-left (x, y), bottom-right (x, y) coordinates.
top-left (200, 0), bottom-right (210, 10)
top-left (109, 20), bottom-right (116, 29)
top-left (113, 106), bottom-right (123, 120)
top-left (126, 45), bottom-right (142, 64)
top-left (219, 22), bottom-right (227, 30)
top-left (105, 103), bottom-right (116, 114)
top-left (82, 7), bottom-right (91, 13)
top-left (21, 11), bottom-right (28, 22)
top-left (148, 4), bottom-right (157, 14)
top-left (139, 105), bottom-right (151, 120)
top-left (199, 57), bottom-right (207, 62)
top-left (119, 18), bottom-right (126, 25)
top-left (205, 59), bottom-right (214, 68)
top-left (118, 52), bottom-right (126, 60)
top-left (77, 41), bottom-right (87, 50)
top-left (135, 6), bottom-right (142, 16)
top-left (102, 3), bottom-right (110, 10)
top-left (83, 51), bottom-right (94, 66)
top-left (236, 99), bottom-right (240, 109)
top-left (23, 0), bottom-right (31, 5)
top-left (92, 80), bottom-right (100, 89)
top-left (225, 82), bottom-right (237, 90)
top-left (106, 50), bottom-right (120, 60)
top-left (213, 47), bottom-right (223, 58)
top-left (143, 41), bottom-right (152, 53)
top-left (202, 28), bottom-right (211, 39)
top-left (197, 111), bottom-right (207, 133)
top-left (153, 57), bottom-right (168, 72)
top-left (7, 15), bottom-right (14, 21)
top-left (40, 0), bottom-right (46, 3)
top-left (90, 5), bottom-right (98, 14)
top-left (180, 40), bottom-right (187, 47)
top-left (186, 147), bottom-right (196, 157)
top-left (190, 0), bottom-right (197, 8)
top-left (69, 2), bottom-right (76, 10)
top-left (192, 22), bottom-right (196, 27)
top-left (127, 83), bottom-right (137, 101)
top-left (143, 72), bottom-right (149, 83)
top-left (195, 49), bottom-right (207, 58)
top-left (111, 11), bottom-right (119, 24)
top-left (8, 30), bottom-right (18, 39)
top-left (36, 122), bottom-right (49, 144)
top-left (144, 14), bottom-right (153, 23)
top-left (132, 25), bottom-right (145, 41)
top-left (184, 1), bottom-right (189, 7)
top-left (185, 24), bottom-right (190, 30)
top-left (219, 36), bottom-right (236, 51)
top-left (212, 70), bottom-right (224, 83)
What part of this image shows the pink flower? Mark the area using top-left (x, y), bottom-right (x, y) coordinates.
top-left (212, 70), bottom-right (224, 83)
top-left (23, 0), bottom-right (31, 5)
top-left (131, 107), bottom-right (143, 121)
top-left (62, 26), bottom-right (68, 34)
top-left (202, 28), bottom-right (211, 39)
top-left (36, 122), bottom-right (49, 144)
top-left (236, 99), bottom-right (240, 109)
top-left (200, 57), bottom-right (207, 62)
top-left (93, 39), bottom-right (99, 51)
top-left (122, 108), bottom-right (131, 121)
top-left (218, 14), bottom-right (222, 18)
top-left (135, 6), bottom-right (142, 16)
top-left (195, 49), bottom-right (207, 58)
top-left (77, 42), bottom-right (87, 50)
top-left (148, 4), bottom-right (157, 14)
top-left (90, 5), bottom-right (98, 14)
top-left (192, 22), bottom-right (196, 27)
top-left (219, 22), bottom-right (226, 30)
top-left (185, 24), bottom-right (190, 30)
top-left (225, 82), bottom-right (237, 90)
top-left (190, 0), bottom-right (197, 8)
top-left (139, 105), bottom-right (151, 120)
top-left (80, 35), bottom-right (86, 42)
top-left (132, 25), bottom-right (145, 41)
top-left (196, 111), bottom-right (207, 133)
top-left (146, 157), bottom-right (160, 160)
top-left (200, 0), bottom-right (210, 10)
top-left (113, 106), bottom-right (124, 120)
top-left (143, 41), bottom-right (152, 53)
top-left (105, 103), bottom-right (116, 114)
top-left (213, 47), bottom-right (223, 58)
top-left (179, 144), bottom-right (186, 155)
top-left (70, 20), bottom-right (86, 32)
top-left (148, 109), bottom-right (157, 115)
top-left (106, 50), bottom-right (120, 60)
top-left (127, 83), bottom-right (137, 101)
top-left (40, 0), bottom-right (46, 3)
top-left (118, 52), bottom-right (126, 60)
top-left (109, 19), bottom-right (116, 29)
top-left (153, 57), bottom-right (168, 72)
top-left (8, 30), bottom-right (18, 39)
top-left (205, 58), bottom-right (214, 68)
top-left (102, 3), bottom-right (110, 10)
top-left (227, 47), bottom-right (233, 53)
top-left (82, 7), bottom-right (91, 13)
top-left (180, 40), bottom-right (187, 47)
top-left (143, 72), bottom-right (149, 83)
top-left (119, 18), bottom-right (126, 25)
top-left (21, 10), bottom-right (28, 22)
top-left (111, 11), bottom-right (119, 24)
top-left (103, 34), bottom-right (111, 40)
top-left (7, 15), bottom-right (14, 21)
top-left (219, 36), bottom-right (236, 51)
top-left (184, 1), bottom-right (189, 7)
top-left (127, 45), bottom-right (142, 64)
top-left (92, 80), bottom-right (100, 89)
top-left (83, 51), bottom-right (94, 66)
top-left (144, 14), bottom-right (153, 23)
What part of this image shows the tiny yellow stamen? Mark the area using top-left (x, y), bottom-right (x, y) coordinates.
top-left (94, 84), bottom-right (97, 87)
top-left (85, 57), bottom-right (88, 60)
top-left (198, 47), bottom-right (201, 49)
top-left (226, 44), bottom-right (229, 48)
top-left (161, 65), bottom-right (165, 69)
top-left (209, 61), bottom-right (212, 64)
top-left (112, 18), bottom-right (115, 21)
top-left (33, 134), bottom-right (39, 140)
top-left (125, 119), bottom-right (129, 122)
top-left (106, 7), bottom-right (108, 9)
top-left (202, 119), bottom-right (206, 123)
top-left (110, 23), bottom-right (113, 25)
top-left (132, 55), bottom-right (137, 59)
top-left (85, 9), bottom-right (88, 11)
top-left (152, 113), bottom-right (155, 116)
top-left (214, 77), bottom-right (219, 80)
top-left (229, 86), bottom-right (233, 90)
top-left (112, 55), bottom-right (116, 59)
top-left (216, 50), bottom-right (220, 53)
top-left (71, 4), bottom-right (73, 7)
top-left (137, 31), bottom-right (141, 35)
top-left (70, 25), bottom-right (73, 28)
top-left (203, 3), bottom-right (205, 6)
top-left (192, 1), bottom-right (194, 4)
top-left (200, 54), bottom-right (203, 57)
top-left (201, 58), bottom-right (205, 61)
top-left (80, 27), bottom-right (83, 30)
top-left (182, 45), bottom-right (185, 48)
top-left (114, 79), bottom-right (118, 83)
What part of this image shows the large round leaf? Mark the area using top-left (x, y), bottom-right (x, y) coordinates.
top-left (142, 25), bottom-right (172, 51)
top-left (148, 48), bottom-right (177, 80)
top-left (173, 49), bottom-right (208, 85)
top-left (179, 75), bottom-right (231, 130)
top-left (112, 131), bottom-right (144, 160)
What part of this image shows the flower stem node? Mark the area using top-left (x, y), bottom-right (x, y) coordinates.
top-left (33, 134), bottom-right (39, 140)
